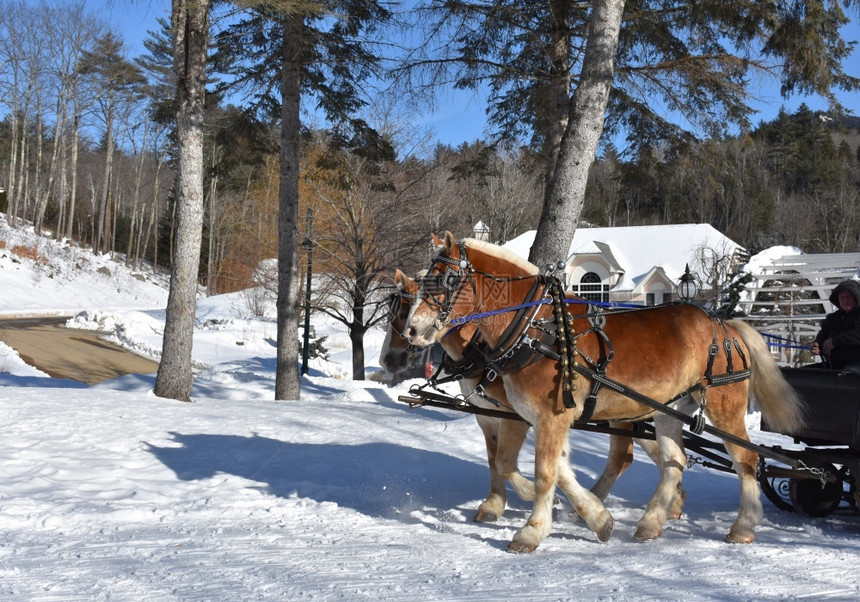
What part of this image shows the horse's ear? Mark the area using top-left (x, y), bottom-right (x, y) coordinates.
top-left (430, 233), bottom-right (445, 259)
top-left (443, 230), bottom-right (456, 253)
top-left (394, 268), bottom-right (408, 290)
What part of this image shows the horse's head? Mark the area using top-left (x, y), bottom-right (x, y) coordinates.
top-left (405, 231), bottom-right (478, 347)
top-left (380, 268), bottom-right (423, 374)
top-left (406, 231), bottom-right (543, 348)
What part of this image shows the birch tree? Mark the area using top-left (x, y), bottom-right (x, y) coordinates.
top-left (154, 0), bottom-right (212, 402)
top-left (529, 0), bottom-right (623, 267)
top-left (405, 0), bottom-right (860, 265)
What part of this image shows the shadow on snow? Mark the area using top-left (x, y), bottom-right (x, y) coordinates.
top-left (144, 432), bottom-right (489, 521)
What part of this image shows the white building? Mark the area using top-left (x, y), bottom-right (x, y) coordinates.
top-left (502, 223), bottom-right (746, 306)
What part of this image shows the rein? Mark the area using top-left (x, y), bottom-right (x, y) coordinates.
top-left (447, 296), bottom-right (642, 327)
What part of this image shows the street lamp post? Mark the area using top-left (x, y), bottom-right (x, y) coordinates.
top-left (300, 208), bottom-right (314, 375)
top-left (678, 263), bottom-right (698, 303)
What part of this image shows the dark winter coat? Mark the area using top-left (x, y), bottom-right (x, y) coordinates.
top-left (814, 280), bottom-right (860, 369)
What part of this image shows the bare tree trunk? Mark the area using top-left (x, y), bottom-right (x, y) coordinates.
top-left (56, 114), bottom-right (69, 240)
top-left (94, 115), bottom-right (113, 254)
top-left (66, 113), bottom-right (81, 240)
top-left (275, 13), bottom-right (303, 400)
top-left (529, 0), bottom-right (625, 268)
top-left (32, 90), bottom-right (46, 232)
top-left (12, 112), bottom-right (28, 223)
top-left (36, 96), bottom-right (66, 236)
top-left (143, 154), bottom-right (165, 272)
top-left (205, 170), bottom-right (219, 293)
top-left (127, 122), bottom-right (151, 265)
top-left (7, 110), bottom-right (20, 223)
top-left (154, 0), bottom-right (211, 402)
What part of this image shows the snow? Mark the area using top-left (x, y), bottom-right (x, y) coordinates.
top-left (1, 214), bottom-right (858, 601)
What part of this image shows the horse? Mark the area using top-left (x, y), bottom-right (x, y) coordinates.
top-left (405, 232), bottom-right (805, 553)
top-left (381, 269), bottom-right (686, 523)
top-left (381, 269), bottom-right (536, 521)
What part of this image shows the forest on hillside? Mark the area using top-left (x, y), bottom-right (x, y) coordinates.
top-left (1, 1), bottom-right (858, 298)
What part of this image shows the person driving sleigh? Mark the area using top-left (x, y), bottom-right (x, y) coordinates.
top-left (811, 280), bottom-right (860, 374)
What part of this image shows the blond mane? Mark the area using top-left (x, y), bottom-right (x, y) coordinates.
top-left (462, 237), bottom-right (540, 276)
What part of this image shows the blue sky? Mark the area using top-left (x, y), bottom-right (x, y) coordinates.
top-left (109, 1), bottom-right (859, 149)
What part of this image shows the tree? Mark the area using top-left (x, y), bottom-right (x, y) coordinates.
top-left (303, 134), bottom-right (425, 379)
top-left (212, 1), bottom-right (393, 399)
top-left (529, 0), bottom-right (623, 267)
top-left (154, 0), bottom-right (212, 402)
top-left (79, 33), bottom-right (146, 254)
top-left (404, 0), bottom-right (860, 265)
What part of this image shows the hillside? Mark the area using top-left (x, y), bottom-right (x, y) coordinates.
top-left (0, 214), bottom-right (170, 317)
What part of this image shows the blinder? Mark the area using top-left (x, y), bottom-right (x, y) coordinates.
top-left (419, 244), bottom-right (473, 323)
top-left (386, 290), bottom-right (417, 339)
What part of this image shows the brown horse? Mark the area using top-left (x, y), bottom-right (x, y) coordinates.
top-left (381, 269), bottom-right (535, 521)
top-left (406, 232), bottom-right (805, 553)
top-left (381, 269), bottom-right (686, 523)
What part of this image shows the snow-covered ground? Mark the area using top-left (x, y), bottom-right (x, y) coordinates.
top-left (1, 215), bottom-right (858, 601)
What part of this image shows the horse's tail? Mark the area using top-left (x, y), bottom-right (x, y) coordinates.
top-left (728, 319), bottom-right (807, 434)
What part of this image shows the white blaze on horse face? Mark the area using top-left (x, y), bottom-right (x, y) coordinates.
top-left (405, 298), bottom-right (441, 347)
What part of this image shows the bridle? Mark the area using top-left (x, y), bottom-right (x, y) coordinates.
top-left (418, 242), bottom-right (476, 329)
top-left (386, 289), bottom-right (419, 350)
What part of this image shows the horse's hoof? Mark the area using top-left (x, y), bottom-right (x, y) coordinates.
top-left (595, 512), bottom-right (614, 542)
top-left (506, 540), bottom-right (538, 554)
top-left (473, 509), bottom-right (500, 523)
top-left (725, 530), bottom-right (755, 544)
top-left (633, 525), bottom-right (662, 541)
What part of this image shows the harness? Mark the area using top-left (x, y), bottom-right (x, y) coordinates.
top-left (414, 244), bottom-right (751, 431)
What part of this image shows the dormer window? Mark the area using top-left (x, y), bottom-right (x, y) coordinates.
top-left (574, 271), bottom-right (609, 303)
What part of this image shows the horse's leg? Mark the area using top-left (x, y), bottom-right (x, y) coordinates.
top-left (506, 417), bottom-right (566, 553)
top-left (555, 440), bottom-right (614, 541)
top-left (635, 436), bottom-right (687, 520)
top-left (724, 438), bottom-right (762, 543)
top-left (711, 391), bottom-right (763, 543)
top-left (473, 415), bottom-right (508, 523)
top-left (508, 416), bottom-right (612, 553)
top-left (590, 424), bottom-right (686, 519)
top-left (495, 418), bottom-right (535, 502)
top-left (633, 414), bottom-right (687, 541)
top-left (590, 425), bottom-right (635, 501)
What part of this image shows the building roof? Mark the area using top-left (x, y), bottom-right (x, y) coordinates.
top-left (503, 223), bottom-right (745, 291)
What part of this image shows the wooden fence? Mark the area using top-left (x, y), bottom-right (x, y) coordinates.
top-left (736, 252), bottom-right (860, 366)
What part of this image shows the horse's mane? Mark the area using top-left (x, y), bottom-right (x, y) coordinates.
top-left (462, 237), bottom-right (540, 277)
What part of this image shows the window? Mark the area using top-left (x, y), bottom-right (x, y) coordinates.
top-left (574, 272), bottom-right (609, 303)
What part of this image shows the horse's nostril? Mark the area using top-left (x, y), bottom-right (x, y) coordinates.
top-left (407, 326), bottom-right (416, 338)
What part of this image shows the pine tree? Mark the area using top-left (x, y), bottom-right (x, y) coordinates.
top-left (212, 1), bottom-right (393, 399)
